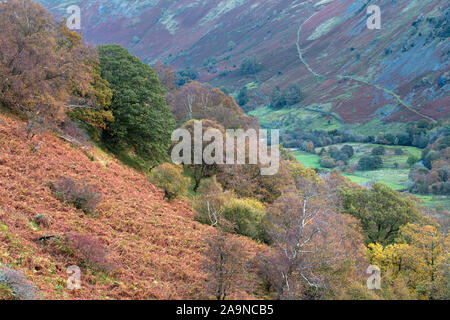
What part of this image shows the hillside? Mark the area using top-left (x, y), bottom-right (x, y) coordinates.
top-left (1, 0), bottom-right (448, 302)
top-left (0, 112), bottom-right (262, 300)
top-left (40, 0), bottom-right (450, 125)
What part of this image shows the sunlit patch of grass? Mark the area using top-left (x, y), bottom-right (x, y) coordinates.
top-left (293, 151), bottom-right (321, 168)
top-left (245, 82), bottom-right (259, 90)
top-left (343, 169), bottom-right (410, 190)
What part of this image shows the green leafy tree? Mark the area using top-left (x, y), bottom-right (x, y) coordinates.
top-left (237, 87), bottom-right (249, 106)
top-left (358, 156), bottom-right (383, 170)
top-left (284, 83), bottom-right (303, 106)
top-left (341, 145), bottom-right (355, 158)
top-left (98, 45), bottom-right (175, 167)
top-left (270, 86), bottom-right (286, 109)
top-left (372, 146), bottom-right (386, 156)
top-left (341, 184), bottom-right (423, 245)
top-left (407, 155), bottom-right (420, 167)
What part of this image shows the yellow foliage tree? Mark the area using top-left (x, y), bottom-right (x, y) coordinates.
top-left (368, 223), bottom-right (449, 299)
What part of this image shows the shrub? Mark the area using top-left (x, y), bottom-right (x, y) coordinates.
top-left (222, 198), bottom-right (266, 241)
top-left (150, 163), bottom-right (190, 202)
top-left (176, 67), bottom-right (199, 86)
top-left (372, 146), bottom-right (386, 156)
top-left (358, 156), bottom-right (383, 171)
top-left (407, 155), bottom-right (420, 167)
top-left (319, 156), bottom-right (337, 168)
top-left (237, 87), bottom-right (249, 106)
top-left (34, 214), bottom-right (50, 228)
top-left (65, 233), bottom-right (114, 272)
top-left (0, 265), bottom-right (39, 300)
top-left (53, 178), bottom-right (101, 214)
top-left (394, 148), bottom-right (404, 155)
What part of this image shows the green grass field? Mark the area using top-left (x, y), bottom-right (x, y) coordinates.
top-left (343, 169), bottom-right (410, 190)
top-left (413, 195), bottom-right (450, 211)
top-left (293, 143), bottom-right (423, 191)
top-left (294, 145), bottom-right (450, 209)
top-left (317, 143), bottom-right (422, 168)
top-left (293, 151), bottom-right (322, 168)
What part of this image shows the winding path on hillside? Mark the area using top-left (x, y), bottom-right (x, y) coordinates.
top-left (295, 8), bottom-right (437, 124)
top-left (296, 12), bottom-right (323, 79)
top-left (337, 75), bottom-right (437, 123)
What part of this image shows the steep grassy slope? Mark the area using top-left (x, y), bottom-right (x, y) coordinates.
top-left (40, 0), bottom-right (450, 125)
top-left (0, 113), bottom-right (262, 299)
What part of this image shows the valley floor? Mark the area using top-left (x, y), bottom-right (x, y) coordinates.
top-left (292, 143), bottom-right (450, 210)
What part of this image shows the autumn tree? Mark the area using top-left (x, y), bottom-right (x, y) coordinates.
top-left (167, 81), bottom-right (255, 129)
top-left (152, 62), bottom-right (178, 92)
top-left (175, 119), bottom-right (225, 192)
top-left (222, 198), bottom-right (267, 242)
top-left (68, 62), bottom-right (114, 140)
top-left (193, 176), bottom-right (232, 226)
top-left (0, 0), bottom-right (93, 128)
top-left (217, 159), bottom-right (291, 204)
top-left (258, 174), bottom-right (367, 299)
top-left (368, 223), bottom-right (449, 299)
top-left (202, 229), bottom-right (246, 300)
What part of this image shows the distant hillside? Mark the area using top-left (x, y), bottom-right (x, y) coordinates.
top-left (0, 113), bottom-right (262, 299)
top-left (39, 0), bottom-right (449, 125)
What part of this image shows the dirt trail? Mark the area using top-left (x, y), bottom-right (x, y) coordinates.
top-left (337, 75), bottom-right (437, 123)
top-left (296, 12), bottom-right (322, 79)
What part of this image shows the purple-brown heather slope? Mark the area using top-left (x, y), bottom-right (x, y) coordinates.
top-left (39, 0), bottom-right (449, 124)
